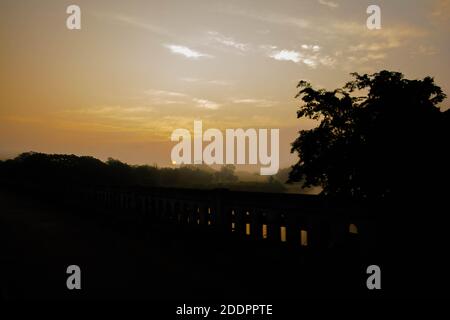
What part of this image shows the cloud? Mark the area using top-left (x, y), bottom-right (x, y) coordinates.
top-left (145, 89), bottom-right (221, 109)
top-left (193, 98), bottom-right (221, 110)
top-left (65, 105), bottom-right (156, 124)
top-left (302, 59), bottom-right (317, 68)
top-left (145, 89), bottom-right (187, 97)
top-left (103, 14), bottom-right (173, 37)
top-left (301, 44), bottom-right (321, 52)
top-left (269, 50), bottom-right (302, 63)
top-left (207, 80), bottom-right (232, 86)
top-left (318, 0), bottom-right (339, 8)
top-left (318, 56), bottom-right (337, 67)
top-left (71, 105), bottom-right (154, 115)
top-left (180, 78), bottom-right (232, 86)
top-left (321, 21), bottom-right (427, 68)
top-left (220, 7), bottom-right (310, 29)
top-left (180, 77), bottom-right (201, 83)
top-left (232, 99), bottom-right (278, 108)
top-left (164, 44), bottom-right (212, 59)
top-left (268, 49), bottom-right (335, 68)
top-left (431, 0), bottom-right (450, 25)
top-left (144, 89), bottom-right (188, 105)
top-left (432, 0), bottom-right (450, 17)
top-left (207, 31), bottom-right (249, 52)
top-left (332, 21), bottom-right (425, 44)
top-left (272, 16), bottom-right (310, 28)
top-left (260, 45), bottom-right (278, 50)
top-left (415, 45), bottom-right (438, 56)
top-left (256, 16), bottom-right (425, 70)
top-left (350, 53), bottom-right (386, 63)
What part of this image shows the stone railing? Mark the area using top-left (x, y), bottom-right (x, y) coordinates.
top-left (72, 186), bottom-right (373, 250)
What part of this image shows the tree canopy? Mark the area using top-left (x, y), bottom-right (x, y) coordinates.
top-left (0, 152), bottom-right (287, 192)
top-left (289, 70), bottom-right (449, 200)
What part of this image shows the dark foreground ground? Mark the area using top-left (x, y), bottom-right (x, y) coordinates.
top-left (1, 188), bottom-right (380, 300)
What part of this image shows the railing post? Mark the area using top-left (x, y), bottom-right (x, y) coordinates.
top-left (199, 205), bottom-right (208, 226)
top-left (234, 208), bottom-right (245, 237)
top-left (251, 209), bottom-right (261, 240)
top-left (286, 211), bottom-right (300, 246)
top-left (267, 210), bottom-right (281, 243)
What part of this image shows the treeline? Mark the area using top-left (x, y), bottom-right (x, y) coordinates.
top-left (0, 152), bottom-right (289, 192)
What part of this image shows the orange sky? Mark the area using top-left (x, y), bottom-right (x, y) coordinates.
top-left (1, 0), bottom-right (449, 169)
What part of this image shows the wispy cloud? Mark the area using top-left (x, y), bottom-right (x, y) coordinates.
top-left (145, 88), bottom-right (221, 110)
top-left (164, 44), bottom-right (212, 59)
top-left (64, 105), bottom-right (155, 124)
top-left (102, 14), bottom-right (173, 37)
top-left (414, 45), bottom-right (438, 56)
top-left (180, 77), bottom-right (201, 83)
top-left (431, 0), bottom-right (450, 19)
top-left (318, 0), bottom-right (339, 9)
top-left (180, 78), bottom-right (232, 86)
top-left (73, 105), bottom-right (154, 116)
top-left (144, 89), bottom-right (188, 105)
top-left (331, 21), bottom-right (425, 44)
top-left (232, 99), bottom-right (278, 108)
top-left (329, 21), bottom-right (427, 69)
top-left (347, 53), bottom-right (386, 64)
top-left (145, 89), bottom-right (187, 98)
top-left (314, 21), bottom-right (427, 69)
top-left (193, 98), bottom-right (221, 110)
top-left (259, 45), bottom-right (278, 51)
top-left (220, 7), bottom-right (310, 29)
top-left (208, 80), bottom-right (232, 86)
top-left (301, 44), bottom-right (321, 52)
top-left (207, 31), bottom-right (249, 52)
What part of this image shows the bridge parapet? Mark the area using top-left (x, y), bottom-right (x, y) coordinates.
top-left (71, 185), bottom-right (374, 250)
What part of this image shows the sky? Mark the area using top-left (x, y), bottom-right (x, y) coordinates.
top-left (1, 0), bottom-right (449, 169)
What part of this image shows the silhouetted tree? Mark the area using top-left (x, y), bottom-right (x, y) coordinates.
top-left (0, 152), bottom-right (286, 192)
top-left (289, 70), bottom-right (449, 200)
